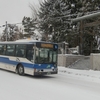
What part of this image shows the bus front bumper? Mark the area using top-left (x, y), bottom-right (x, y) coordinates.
top-left (34, 68), bottom-right (58, 75)
top-left (34, 71), bottom-right (58, 75)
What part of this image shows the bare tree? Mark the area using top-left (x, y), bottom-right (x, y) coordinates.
top-left (1, 24), bottom-right (24, 41)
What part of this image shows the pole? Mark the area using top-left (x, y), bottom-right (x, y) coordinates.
top-left (5, 21), bottom-right (8, 41)
top-left (79, 20), bottom-right (83, 55)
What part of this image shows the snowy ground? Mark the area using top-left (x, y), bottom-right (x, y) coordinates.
top-left (0, 66), bottom-right (100, 100)
top-left (59, 66), bottom-right (100, 83)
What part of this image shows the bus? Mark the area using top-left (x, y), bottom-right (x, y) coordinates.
top-left (0, 39), bottom-right (58, 76)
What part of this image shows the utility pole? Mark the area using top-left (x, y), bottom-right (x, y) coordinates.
top-left (5, 21), bottom-right (8, 41)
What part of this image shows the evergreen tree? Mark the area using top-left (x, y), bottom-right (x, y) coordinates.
top-left (22, 16), bottom-right (37, 36)
top-left (38, 0), bottom-right (70, 42)
top-left (31, 0), bottom-right (100, 55)
top-left (64, 0), bottom-right (100, 55)
top-left (76, 0), bottom-right (100, 55)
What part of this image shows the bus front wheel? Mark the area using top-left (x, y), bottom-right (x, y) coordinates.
top-left (18, 64), bottom-right (24, 75)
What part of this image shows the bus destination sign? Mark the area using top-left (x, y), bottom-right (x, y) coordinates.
top-left (41, 43), bottom-right (53, 48)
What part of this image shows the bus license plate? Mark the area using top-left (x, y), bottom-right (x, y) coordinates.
top-left (47, 72), bottom-right (51, 75)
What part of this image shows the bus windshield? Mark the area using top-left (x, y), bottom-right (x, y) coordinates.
top-left (35, 48), bottom-right (57, 64)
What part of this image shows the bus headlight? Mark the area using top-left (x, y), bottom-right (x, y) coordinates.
top-left (52, 67), bottom-right (54, 70)
top-left (52, 67), bottom-right (54, 71)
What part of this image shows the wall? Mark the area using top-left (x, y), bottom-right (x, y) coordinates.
top-left (58, 54), bottom-right (84, 67)
top-left (90, 53), bottom-right (100, 70)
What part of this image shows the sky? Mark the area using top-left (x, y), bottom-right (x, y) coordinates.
top-left (0, 0), bottom-right (42, 26)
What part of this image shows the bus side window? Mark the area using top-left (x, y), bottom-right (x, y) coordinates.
top-left (0, 45), bottom-right (6, 55)
top-left (16, 49), bottom-right (23, 57)
top-left (6, 44), bottom-right (15, 56)
top-left (0, 45), bottom-right (3, 54)
top-left (15, 44), bottom-right (26, 58)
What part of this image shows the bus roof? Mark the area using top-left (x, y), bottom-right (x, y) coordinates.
top-left (15, 38), bottom-right (39, 42)
top-left (0, 39), bottom-right (57, 45)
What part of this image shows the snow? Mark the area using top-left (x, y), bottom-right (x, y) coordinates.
top-left (0, 66), bottom-right (100, 100)
top-left (15, 38), bottom-right (39, 42)
top-left (59, 66), bottom-right (100, 83)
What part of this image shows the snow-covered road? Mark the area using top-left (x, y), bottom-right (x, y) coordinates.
top-left (0, 67), bottom-right (100, 100)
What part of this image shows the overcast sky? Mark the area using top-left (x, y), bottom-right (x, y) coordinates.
top-left (0, 0), bottom-right (42, 26)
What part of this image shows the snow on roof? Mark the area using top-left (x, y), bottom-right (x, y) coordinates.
top-left (15, 38), bottom-right (39, 42)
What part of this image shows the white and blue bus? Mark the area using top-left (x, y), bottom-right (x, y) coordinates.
top-left (0, 39), bottom-right (58, 76)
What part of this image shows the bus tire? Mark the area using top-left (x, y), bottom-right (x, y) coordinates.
top-left (18, 64), bottom-right (24, 75)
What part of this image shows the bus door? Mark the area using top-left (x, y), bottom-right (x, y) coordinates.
top-left (26, 44), bottom-right (34, 63)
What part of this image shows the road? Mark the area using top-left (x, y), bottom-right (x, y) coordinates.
top-left (0, 69), bottom-right (100, 100)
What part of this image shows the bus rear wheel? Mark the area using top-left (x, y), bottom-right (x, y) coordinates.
top-left (18, 64), bottom-right (24, 75)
